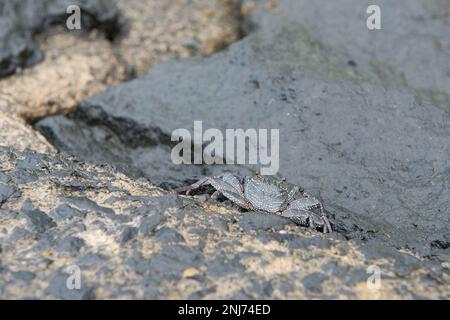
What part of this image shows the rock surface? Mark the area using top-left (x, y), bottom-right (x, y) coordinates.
top-left (0, 31), bottom-right (126, 122)
top-left (0, 112), bottom-right (55, 153)
top-left (37, 0), bottom-right (450, 256)
top-left (242, 0), bottom-right (450, 109)
top-left (0, 0), bottom-right (120, 78)
top-left (1, 0), bottom-right (449, 300)
top-left (0, 0), bottom-right (241, 122)
top-left (0, 147), bottom-right (448, 299)
top-left (115, 0), bottom-right (241, 77)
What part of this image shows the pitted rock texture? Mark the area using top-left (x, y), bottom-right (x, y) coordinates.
top-left (37, 0), bottom-right (450, 255)
top-left (0, 147), bottom-right (448, 299)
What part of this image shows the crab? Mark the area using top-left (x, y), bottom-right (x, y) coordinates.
top-left (175, 174), bottom-right (332, 233)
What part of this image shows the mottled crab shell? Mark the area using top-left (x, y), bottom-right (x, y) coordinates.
top-left (209, 174), bottom-right (247, 208)
top-left (243, 177), bottom-right (287, 213)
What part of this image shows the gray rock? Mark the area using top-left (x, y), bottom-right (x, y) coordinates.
top-left (243, 0), bottom-right (450, 107)
top-left (301, 272), bottom-right (328, 293)
top-left (3, 0), bottom-right (450, 300)
top-left (12, 271), bottom-right (36, 283)
top-left (0, 147), bottom-right (447, 299)
top-left (154, 227), bottom-right (185, 244)
top-left (0, 0), bottom-right (120, 78)
top-left (9, 227), bottom-right (35, 241)
top-left (0, 183), bottom-right (17, 207)
top-left (139, 214), bottom-right (166, 237)
top-left (119, 226), bottom-right (138, 244)
top-left (239, 213), bottom-right (290, 232)
top-left (188, 286), bottom-right (216, 299)
top-left (46, 271), bottom-right (96, 300)
top-left (289, 236), bottom-right (332, 250)
top-left (36, 2), bottom-right (450, 252)
top-left (21, 200), bottom-right (56, 233)
top-left (77, 252), bottom-right (108, 267)
top-left (149, 245), bottom-right (204, 280)
top-left (57, 236), bottom-right (85, 255)
top-left (53, 204), bottom-right (86, 220)
top-left (64, 196), bottom-right (115, 216)
top-left (206, 255), bottom-right (246, 278)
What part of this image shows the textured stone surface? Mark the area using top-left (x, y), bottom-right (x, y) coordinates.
top-left (0, 31), bottom-right (126, 122)
top-left (1, 0), bottom-right (449, 300)
top-left (0, 0), bottom-right (120, 78)
top-left (0, 112), bottom-right (55, 153)
top-left (0, 0), bottom-right (241, 122)
top-left (115, 0), bottom-right (241, 77)
top-left (37, 0), bottom-right (450, 255)
top-left (0, 147), bottom-right (448, 299)
top-left (241, 0), bottom-right (450, 109)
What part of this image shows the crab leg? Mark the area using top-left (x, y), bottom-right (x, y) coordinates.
top-left (174, 176), bottom-right (213, 195)
top-left (211, 191), bottom-right (221, 200)
top-left (303, 192), bottom-right (332, 233)
top-left (318, 203), bottom-right (332, 233)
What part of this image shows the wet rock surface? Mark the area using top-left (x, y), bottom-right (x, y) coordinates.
top-left (37, 0), bottom-right (450, 256)
top-left (0, 147), bottom-right (448, 299)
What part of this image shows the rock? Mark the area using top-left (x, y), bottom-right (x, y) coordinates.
top-left (115, 0), bottom-right (241, 77)
top-left (46, 271), bottom-right (96, 300)
top-left (119, 226), bottom-right (138, 244)
top-left (36, 0), bottom-right (450, 253)
top-left (0, 0), bottom-right (120, 78)
top-left (242, 0), bottom-right (450, 107)
top-left (2, 0), bottom-right (450, 299)
top-left (139, 214), bottom-right (166, 237)
top-left (288, 236), bottom-right (332, 250)
top-left (0, 32), bottom-right (126, 122)
top-left (154, 227), bottom-right (185, 244)
top-left (53, 204), bottom-right (86, 221)
top-left (0, 183), bottom-right (17, 207)
top-left (0, 0), bottom-right (241, 122)
top-left (21, 200), bottom-right (57, 233)
top-left (301, 272), bottom-right (328, 293)
top-left (12, 271), bottom-right (36, 283)
top-left (64, 196), bottom-right (115, 216)
top-left (57, 236), bottom-right (86, 255)
top-left (0, 147), bottom-right (448, 299)
top-left (206, 255), bottom-right (246, 278)
top-left (149, 245), bottom-right (204, 280)
top-left (188, 286), bottom-right (217, 300)
top-left (0, 113), bottom-right (55, 153)
top-left (238, 213), bottom-right (290, 232)
top-left (9, 227), bottom-right (35, 242)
